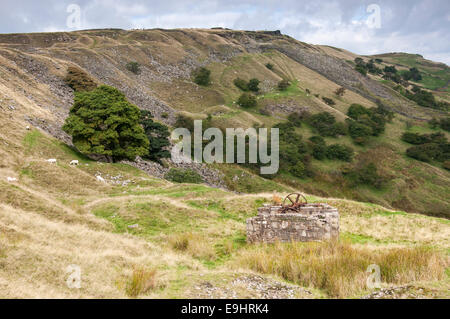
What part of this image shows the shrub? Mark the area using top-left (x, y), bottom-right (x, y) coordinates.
top-left (347, 104), bottom-right (371, 119)
top-left (248, 78), bottom-right (260, 92)
top-left (237, 93), bottom-right (257, 108)
top-left (308, 112), bottom-right (345, 137)
top-left (326, 144), bottom-right (354, 162)
top-left (278, 79), bottom-right (290, 91)
top-left (290, 161), bottom-right (306, 178)
top-left (161, 112), bottom-right (169, 119)
top-left (125, 266), bottom-right (159, 297)
top-left (347, 120), bottom-right (373, 144)
top-left (192, 67), bottom-right (211, 86)
top-left (311, 143), bottom-right (327, 160)
top-left (355, 65), bottom-right (367, 76)
top-left (140, 110), bottom-right (171, 162)
top-left (265, 63), bottom-right (274, 70)
top-left (287, 112), bottom-right (303, 127)
top-left (401, 132), bottom-right (430, 145)
top-left (406, 143), bottom-right (442, 162)
top-left (334, 87), bottom-right (346, 97)
top-left (125, 61), bottom-right (141, 74)
top-left (345, 162), bottom-right (385, 188)
top-left (174, 114), bottom-right (194, 132)
top-left (165, 168), bottom-right (203, 184)
top-left (62, 85), bottom-right (149, 162)
top-left (64, 66), bottom-right (97, 92)
top-left (233, 78), bottom-right (249, 91)
top-left (322, 97), bottom-right (336, 106)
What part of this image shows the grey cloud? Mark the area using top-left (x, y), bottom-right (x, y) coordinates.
top-left (0, 0), bottom-right (448, 64)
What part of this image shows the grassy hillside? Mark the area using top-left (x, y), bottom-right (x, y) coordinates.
top-left (0, 125), bottom-right (448, 298)
top-left (0, 28), bottom-right (449, 298)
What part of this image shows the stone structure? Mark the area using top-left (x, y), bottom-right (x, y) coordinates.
top-left (246, 203), bottom-right (339, 243)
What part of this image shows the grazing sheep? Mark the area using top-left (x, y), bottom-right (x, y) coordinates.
top-left (6, 177), bottom-right (17, 182)
top-left (96, 175), bottom-right (106, 183)
top-left (70, 160), bottom-right (79, 166)
top-left (47, 159), bottom-right (57, 164)
top-left (26, 125), bottom-right (30, 130)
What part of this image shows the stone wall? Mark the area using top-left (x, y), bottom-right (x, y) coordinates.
top-left (246, 203), bottom-right (339, 243)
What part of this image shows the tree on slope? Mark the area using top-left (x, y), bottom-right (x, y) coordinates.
top-left (63, 85), bottom-right (149, 162)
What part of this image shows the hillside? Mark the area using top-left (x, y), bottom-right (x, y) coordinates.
top-left (0, 28), bottom-right (448, 216)
top-left (0, 28), bottom-right (449, 298)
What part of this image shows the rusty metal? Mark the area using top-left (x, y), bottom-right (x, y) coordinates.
top-left (279, 192), bottom-right (308, 213)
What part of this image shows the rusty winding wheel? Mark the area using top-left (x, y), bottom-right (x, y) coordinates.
top-left (279, 192), bottom-right (308, 213)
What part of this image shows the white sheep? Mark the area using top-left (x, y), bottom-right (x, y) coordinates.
top-left (96, 175), bottom-right (106, 183)
top-left (6, 177), bottom-right (17, 182)
top-left (70, 160), bottom-right (79, 166)
top-left (47, 158), bottom-right (57, 164)
top-left (26, 125), bottom-right (30, 130)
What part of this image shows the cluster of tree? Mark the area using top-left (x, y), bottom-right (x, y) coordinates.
top-left (192, 67), bottom-right (211, 86)
top-left (308, 136), bottom-right (354, 162)
top-left (342, 161), bottom-right (387, 189)
top-left (125, 61), bottom-right (141, 74)
top-left (64, 66), bottom-right (98, 92)
top-left (346, 103), bottom-right (392, 145)
top-left (402, 131), bottom-right (450, 167)
top-left (237, 92), bottom-right (257, 108)
top-left (429, 117), bottom-right (450, 132)
top-left (307, 112), bottom-right (347, 137)
top-left (233, 78), bottom-right (260, 92)
top-left (399, 86), bottom-right (449, 110)
top-left (265, 63), bottom-right (274, 70)
top-left (354, 58), bottom-right (383, 76)
top-left (63, 85), bottom-right (171, 164)
top-left (401, 67), bottom-right (422, 81)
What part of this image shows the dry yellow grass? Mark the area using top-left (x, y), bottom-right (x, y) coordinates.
top-left (234, 240), bottom-right (447, 298)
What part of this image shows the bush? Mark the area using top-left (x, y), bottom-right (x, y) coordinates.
top-left (406, 143), bottom-right (441, 162)
top-left (192, 67), bottom-right (211, 86)
top-left (233, 78), bottom-right (248, 91)
top-left (355, 65), bottom-right (367, 76)
top-left (326, 144), bottom-right (354, 162)
top-left (125, 266), bottom-right (159, 297)
top-left (278, 79), bottom-right (290, 91)
top-left (237, 93), bottom-right (257, 108)
top-left (334, 87), bottom-right (346, 97)
top-left (64, 66), bottom-right (97, 92)
top-left (174, 114), bottom-right (194, 132)
top-left (401, 132), bottom-right (430, 145)
top-left (311, 143), bottom-right (327, 160)
top-left (265, 63), bottom-right (274, 70)
top-left (322, 97), bottom-right (336, 106)
top-left (345, 162), bottom-right (385, 188)
top-left (62, 85), bottom-right (149, 162)
top-left (290, 161), bottom-right (306, 178)
top-left (287, 112), bottom-right (303, 127)
top-left (248, 78), bottom-right (260, 92)
top-left (347, 120), bottom-right (373, 144)
top-left (347, 104), bottom-right (371, 119)
top-left (308, 112), bottom-right (345, 137)
top-left (165, 168), bottom-right (203, 184)
top-left (126, 61), bottom-right (141, 74)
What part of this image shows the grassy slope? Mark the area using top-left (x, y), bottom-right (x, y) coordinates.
top-left (0, 121), bottom-right (448, 298)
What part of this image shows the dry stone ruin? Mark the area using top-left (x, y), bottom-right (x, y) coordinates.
top-left (246, 195), bottom-right (339, 243)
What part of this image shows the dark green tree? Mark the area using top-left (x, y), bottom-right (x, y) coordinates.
top-left (62, 85), bottom-right (149, 162)
top-left (140, 110), bottom-right (171, 162)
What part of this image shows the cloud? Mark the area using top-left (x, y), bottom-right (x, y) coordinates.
top-left (0, 0), bottom-right (448, 65)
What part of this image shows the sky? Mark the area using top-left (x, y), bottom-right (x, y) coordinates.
top-left (1, 0), bottom-right (449, 65)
